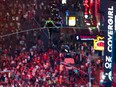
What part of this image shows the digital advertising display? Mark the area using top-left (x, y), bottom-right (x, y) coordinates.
top-left (103, 0), bottom-right (116, 86)
top-left (94, 36), bottom-right (104, 51)
top-left (68, 16), bottom-right (76, 26)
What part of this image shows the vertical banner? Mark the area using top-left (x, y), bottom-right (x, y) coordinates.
top-left (83, 0), bottom-right (90, 18)
top-left (104, 0), bottom-right (116, 86)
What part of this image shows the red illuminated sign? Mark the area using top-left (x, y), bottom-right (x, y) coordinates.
top-left (97, 41), bottom-right (104, 47)
top-left (80, 35), bottom-right (95, 40)
top-left (83, 0), bottom-right (89, 15)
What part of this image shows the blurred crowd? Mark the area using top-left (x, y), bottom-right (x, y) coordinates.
top-left (0, 28), bottom-right (103, 87)
top-left (0, 0), bottom-right (37, 36)
top-left (0, 0), bottom-right (103, 87)
top-left (0, 0), bottom-right (64, 36)
top-left (0, 0), bottom-right (86, 37)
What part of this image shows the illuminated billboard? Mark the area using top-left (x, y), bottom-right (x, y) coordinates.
top-left (103, 0), bottom-right (116, 85)
top-left (94, 36), bottom-right (104, 51)
top-left (68, 16), bottom-right (76, 26)
top-left (62, 0), bottom-right (66, 4)
top-left (76, 35), bottom-right (95, 40)
top-left (83, 0), bottom-right (89, 18)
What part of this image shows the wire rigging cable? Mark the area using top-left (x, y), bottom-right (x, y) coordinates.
top-left (0, 26), bottom-right (101, 38)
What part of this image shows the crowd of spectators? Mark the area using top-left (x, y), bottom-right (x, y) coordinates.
top-left (0, 0), bottom-right (64, 37)
top-left (0, 0), bottom-right (103, 87)
top-left (0, 28), bottom-right (103, 87)
top-left (0, 0), bottom-right (38, 36)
